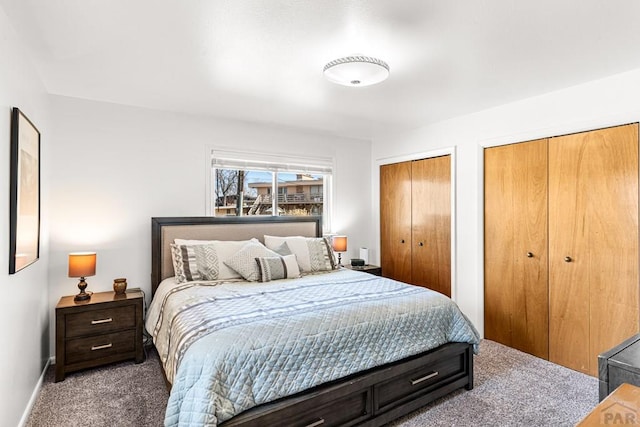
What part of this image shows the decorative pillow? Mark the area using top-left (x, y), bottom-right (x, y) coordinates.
top-left (171, 239), bottom-right (254, 283)
top-left (170, 243), bottom-right (220, 283)
top-left (273, 241), bottom-right (292, 256)
top-left (255, 254), bottom-right (301, 282)
top-left (264, 235), bottom-right (337, 272)
top-left (224, 240), bottom-right (280, 281)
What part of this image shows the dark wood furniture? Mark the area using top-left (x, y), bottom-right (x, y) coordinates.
top-left (221, 342), bottom-right (472, 427)
top-left (345, 264), bottom-right (382, 276)
top-left (577, 383), bottom-right (640, 426)
top-left (599, 334), bottom-right (640, 401)
top-left (55, 290), bottom-right (144, 382)
top-left (151, 216), bottom-right (474, 426)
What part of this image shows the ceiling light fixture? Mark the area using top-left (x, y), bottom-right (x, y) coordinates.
top-left (323, 55), bottom-right (390, 87)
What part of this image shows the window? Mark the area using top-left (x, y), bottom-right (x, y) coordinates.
top-left (208, 149), bottom-right (333, 230)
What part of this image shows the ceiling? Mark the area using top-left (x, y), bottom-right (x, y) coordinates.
top-left (3, 0), bottom-right (640, 139)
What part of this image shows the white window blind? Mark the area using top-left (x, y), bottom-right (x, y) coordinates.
top-left (211, 149), bottom-right (333, 175)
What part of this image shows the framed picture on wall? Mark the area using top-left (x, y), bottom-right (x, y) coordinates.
top-left (9, 107), bottom-right (40, 274)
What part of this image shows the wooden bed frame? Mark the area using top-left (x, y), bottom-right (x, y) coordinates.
top-left (151, 216), bottom-right (474, 427)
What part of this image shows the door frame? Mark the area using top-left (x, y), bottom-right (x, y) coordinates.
top-left (374, 147), bottom-right (458, 301)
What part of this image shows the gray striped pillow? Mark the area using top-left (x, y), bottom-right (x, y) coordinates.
top-left (255, 254), bottom-right (300, 282)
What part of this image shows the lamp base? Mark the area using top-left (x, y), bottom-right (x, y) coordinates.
top-left (337, 253), bottom-right (343, 267)
top-left (74, 277), bottom-right (91, 302)
top-left (74, 292), bottom-right (91, 302)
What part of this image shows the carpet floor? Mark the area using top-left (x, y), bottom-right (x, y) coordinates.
top-left (26, 340), bottom-right (598, 426)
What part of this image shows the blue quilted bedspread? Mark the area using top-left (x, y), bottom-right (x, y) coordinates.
top-left (146, 269), bottom-right (480, 427)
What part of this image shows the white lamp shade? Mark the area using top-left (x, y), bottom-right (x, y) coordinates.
top-left (323, 56), bottom-right (389, 87)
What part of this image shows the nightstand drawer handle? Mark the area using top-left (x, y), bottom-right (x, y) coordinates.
top-left (91, 343), bottom-right (113, 351)
top-left (91, 318), bottom-right (113, 325)
top-left (410, 371), bottom-right (439, 385)
top-left (304, 419), bottom-right (325, 427)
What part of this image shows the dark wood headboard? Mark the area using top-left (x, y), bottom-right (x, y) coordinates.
top-left (151, 216), bottom-right (322, 295)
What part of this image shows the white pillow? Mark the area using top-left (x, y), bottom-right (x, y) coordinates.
top-left (264, 235), bottom-right (337, 272)
top-left (224, 240), bottom-right (280, 281)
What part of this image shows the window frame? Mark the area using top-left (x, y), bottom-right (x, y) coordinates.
top-left (206, 147), bottom-right (334, 233)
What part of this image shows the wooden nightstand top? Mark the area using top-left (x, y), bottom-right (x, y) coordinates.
top-left (57, 290), bottom-right (143, 310)
top-left (577, 383), bottom-right (640, 426)
top-left (344, 264), bottom-right (382, 276)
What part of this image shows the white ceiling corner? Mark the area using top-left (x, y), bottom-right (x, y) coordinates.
top-left (2, 0), bottom-right (640, 139)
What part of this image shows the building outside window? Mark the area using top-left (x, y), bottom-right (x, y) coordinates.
top-left (209, 149), bottom-right (333, 231)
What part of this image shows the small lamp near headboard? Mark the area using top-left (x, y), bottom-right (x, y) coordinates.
top-left (332, 235), bottom-right (347, 266)
top-left (68, 252), bottom-right (96, 302)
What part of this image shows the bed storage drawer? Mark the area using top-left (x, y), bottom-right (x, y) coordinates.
top-left (223, 343), bottom-right (473, 427)
top-left (375, 353), bottom-right (464, 409)
top-left (264, 389), bottom-right (370, 427)
top-left (373, 343), bottom-right (471, 415)
top-left (223, 384), bottom-right (371, 427)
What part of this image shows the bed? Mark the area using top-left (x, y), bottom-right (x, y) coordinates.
top-left (148, 216), bottom-right (480, 427)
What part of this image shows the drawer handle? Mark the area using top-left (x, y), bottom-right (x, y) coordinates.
top-left (305, 420), bottom-right (325, 427)
top-left (91, 343), bottom-right (113, 351)
top-left (410, 371), bottom-right (439, 385)
top-left (91, 318), bottom-right (113, 325)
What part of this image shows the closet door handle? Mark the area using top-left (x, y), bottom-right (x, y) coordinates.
top-left (526, 252), bottom-right (533, 258)
top-left (564, 256), bottom-right (572, 263)
top-left (418, 242), bottom-right (424, 247)
top-left (400, 239), bottom-right (405, 243)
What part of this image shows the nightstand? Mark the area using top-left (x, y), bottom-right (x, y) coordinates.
top-left (344, 264), bottom-right (382, 276)
top-left (55, 290), bottom-right (144, 382)
top-left (599, 334), bottom-right (640, 400)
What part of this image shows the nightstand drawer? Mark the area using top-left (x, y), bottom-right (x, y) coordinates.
top-left (66, 330), bottom-right (136, 364)
top-left (65, 305), bottom-right (136, 338)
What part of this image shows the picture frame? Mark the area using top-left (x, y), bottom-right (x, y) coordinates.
top-left (9, 108), bottom-right (40, 274)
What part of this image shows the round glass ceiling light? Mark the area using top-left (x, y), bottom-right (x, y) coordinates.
top-left (323, 55), bottom-right (390, 87)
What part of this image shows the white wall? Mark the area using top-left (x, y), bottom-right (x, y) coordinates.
top-left (372, 68), bottom-right (640, 335)
top-left (0, 6), bottom-right (51, 427)
top-left (48, 95), bottom-right (373, 353)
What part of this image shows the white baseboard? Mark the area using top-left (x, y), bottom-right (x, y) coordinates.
top-left (17, 357), bottom-right (53, 427)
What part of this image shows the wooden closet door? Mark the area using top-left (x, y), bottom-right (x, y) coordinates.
top-left (411, 156), bottom-right (451, 296)
top-left (380, 161), bottom-right (412, 283)
top-left (549, 124), bottom-right (639, 376)
top-left (484, 140), bottom-right (549, 359)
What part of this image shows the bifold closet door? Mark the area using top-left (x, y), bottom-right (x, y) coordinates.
top-left (380, 161), bottom-right (412, 284)
top-left (484, 140), bottom-right (549, 359)
top-left (548, 124), bottom-right (639, 376)
top-left (411, 156), bottom-right (451, 297)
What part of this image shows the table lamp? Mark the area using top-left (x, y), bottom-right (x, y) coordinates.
top-left (68, 252), bottom-right (96, 302)
top-left (332, 235), bottom-right (347, 266)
